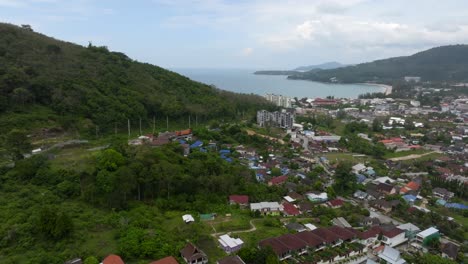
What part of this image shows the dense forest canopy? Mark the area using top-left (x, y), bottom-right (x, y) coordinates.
top-left (288, 45), bottom-right (468, 83)
top-left (0, 23), bottom-right (274, 134)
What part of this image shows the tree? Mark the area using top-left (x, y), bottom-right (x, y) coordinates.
top-left (4, 129), bottom-right (32, 160)
top-left (333, 162), bottom-right (356, 195)
top-left (83, 257), bottom-right (99, 264)
top-left (37, 207), bottom-right (73, 241)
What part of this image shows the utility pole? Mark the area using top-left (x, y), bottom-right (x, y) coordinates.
top-left (152, 115), bottom-right (156, 134)
top-left (166, 115), bottom-right (169, 131)
top-left (139, 117), bottom-right (142, 135)
top-left (128, 119), bottom-right (131, 138)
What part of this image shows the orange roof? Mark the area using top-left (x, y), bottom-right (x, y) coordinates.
top-left (103, 255), bottom-right (124, 264)
top-left (149, 256), bottom-right (179, 264)
top-left (175, 129), bottom-right (192, 136)
top-left (405, 181), bottom-right (420, 191)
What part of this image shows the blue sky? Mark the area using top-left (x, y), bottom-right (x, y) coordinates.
top-left (2, 0), bottom-right (468, 69)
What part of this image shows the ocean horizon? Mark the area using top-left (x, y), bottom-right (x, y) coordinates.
top-left (172, 68), bottom-right (383, 99)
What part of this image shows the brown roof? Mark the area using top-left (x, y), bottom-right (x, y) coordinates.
top-left (259, 238), bottom-right (290, 256)
top-left (311, 228), bottom-right (340, 244)
top-left (180, 243), bottom-right (206, 262)
top-left (377, 183), bottom-right (394, 193)
top-left (382, 228), bottom-right (404, 238)
top-left (149, 256), bottom-right (179, 264)
top-left (276, 234), bottom-right (307, 251)
top-left (229, 195), bottom-right (249, 204)
top-left (217, 255), bottom-right (245, 264)
top-left (359, 226), bottom-right (382, 239)
top-left (103, 255), bottom-right (124, 264)
top-left (294, 231), bottom-right (324, 247)
top-left (442, 242), bottom-right (459, 259)
top-left (327, 226), bottom-right (355, 241)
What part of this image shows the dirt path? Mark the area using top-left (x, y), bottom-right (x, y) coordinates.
top-left (388, 151), bottom-right (440, 161)
top-left (210, 219), bottom-right (258, 237)
top-left (246, 130), bottom-right (285, 145)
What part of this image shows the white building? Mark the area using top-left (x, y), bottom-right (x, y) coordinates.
top-left (404, 76), bottom-right (421, 82)
top-left (378, 246), bottom-right (406, 264)
top-left (265, 94), bottom-right (292, 108)
top-left (218, 234), bottom-right (244, 253)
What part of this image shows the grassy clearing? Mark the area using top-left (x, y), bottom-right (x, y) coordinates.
top-left (383, 149), bottom-right (430, 159)
top-left (323, 152), bottom-right (372, 163)
top-left (237, 219), bottom-right (288, 247)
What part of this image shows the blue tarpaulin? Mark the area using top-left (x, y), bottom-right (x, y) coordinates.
top-left (190, 140), bottom-right (203, 148)
top-left (445, 203), bottom-right (468, 210)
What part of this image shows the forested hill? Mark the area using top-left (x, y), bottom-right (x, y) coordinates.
top-left (0, 23), bottom-right (273, 134)
top-left (288, 45), bottom-right (468, 83)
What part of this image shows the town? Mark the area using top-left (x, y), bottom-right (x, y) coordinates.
top-left (82, 80), bottom-right (468, 264)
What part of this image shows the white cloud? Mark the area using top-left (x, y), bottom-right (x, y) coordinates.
top-left (241, 47), bottom-right (253, 56)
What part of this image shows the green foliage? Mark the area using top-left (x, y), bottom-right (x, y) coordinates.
top-left (238, 246), bottom-right (279, 264)
top-left (288, 45), bottom-right (468, 83)
top-left (332, 162), bottom-right (356, 195)
top-left (405, 253), bottom-right (458, 264)
top-left (3, 129), bottom-right (31, 160)
top-left (37, 207), bottom-right (73, 241)
top-left (0, 23), bottom-right (273, 135)
top-left (83, 256), bottom-right (99, 264)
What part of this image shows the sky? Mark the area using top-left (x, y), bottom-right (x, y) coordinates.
top-left (2, 0), bottom-right (468, 69)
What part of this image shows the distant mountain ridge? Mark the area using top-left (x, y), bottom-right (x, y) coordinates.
top-left (288, 45), bottom-right (468, 83)
top-left (254, 61), bottom-right (345, 75)
top-left (294, 61), bottom-right (346, 71)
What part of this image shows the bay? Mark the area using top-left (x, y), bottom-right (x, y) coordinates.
top-left (173, 68), bottom-right (383, 99)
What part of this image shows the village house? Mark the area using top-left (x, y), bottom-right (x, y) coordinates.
top-left (250, 202), bottom-right (282, 216)
top-left (327, 199), bottom-right (344, 209)
top-left (377, 246), bottom-right (406, 264)
top-left (282, 201), bottom-right (300, 216)
top-left (358, 226), bottom-right (381, 248)
top-left (381, 227), bottom-right (406, 247)
top-left (441, 242), bottom-right (459, 261)
top-left (268, 175), bottom-right (288, 186)
top-left (180, 243), bottom-right (208, 264)
top-left (218, 234), bottom-right (244, 253)
top-left (433, 187), bottom-right (455, 200)
top-left (102, 255), bottom-right (125, 264)
top-left (149, 256), bottom-right (179, 264)
top-left (229, 195), bottom-right (249, 208)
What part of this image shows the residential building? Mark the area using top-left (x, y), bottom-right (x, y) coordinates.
top-left (229, 195), bottom-right (249, 207)
top-left (378, 246), bottom-right (406, 264)
top-left (180, 243), bottom-right (208, 264)
top-left (265, 94), bottom-right (292, 108)
top-left (250, 202), bottom-right (282, 216)
top-left (397, 223), bottom-right (420, 239)
top-left (415, 227), bottom-right (440, 247)
top-left (282, 202), bottom-right (300, 216)
top-left (218, 234), bottom-right (244, 253)
top-left (102, 255), bottom-right (125, 264)
top-left (149, 256), bottom-right (179, 264)
top-left (433, 187), bottom-right (455, 200)
top-left (381, 228), bottom-right (406, 247)
top-left (257, 110), bottom-right (294, 129)
top-left (441, 242), bottom-right (459, 261)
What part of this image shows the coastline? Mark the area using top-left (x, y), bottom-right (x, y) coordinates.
top-left (358, 83), bottom-right (392, 95)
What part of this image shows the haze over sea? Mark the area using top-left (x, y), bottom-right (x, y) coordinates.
top-left (173, 68), bottom-right (383, 99)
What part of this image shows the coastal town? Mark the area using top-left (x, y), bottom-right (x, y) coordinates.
top-left (91, 78), bottom-right (468, 264)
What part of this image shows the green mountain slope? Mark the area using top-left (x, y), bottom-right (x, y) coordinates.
top-left (0, 23), bottom-right (272, 134)
top-left (288, 45), bottom-right (468, 83)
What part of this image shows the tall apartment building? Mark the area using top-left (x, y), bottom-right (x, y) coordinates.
top-left (257, 110), bottom-right (294, 129)
top-left (265, 94), bottom-right (292, 108)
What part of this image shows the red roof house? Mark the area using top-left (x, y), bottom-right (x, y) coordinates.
top-left (149, 256), bottom-right (179, 264)
top-left (268, 175), bottom-right (288, 186)
top-left (327, 199), bottom-right (344, 208)
top-left (282, 202), bottom-right (300, 216)
top-left (103, 255), bottom-right (125, 264)
top-left (229, 195), bottom-right (249, 206)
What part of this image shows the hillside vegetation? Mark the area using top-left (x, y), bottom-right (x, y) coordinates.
top-left (288, 45), bottom-right (468, 83)
top-left (0, 23), bottom-right (273, 135)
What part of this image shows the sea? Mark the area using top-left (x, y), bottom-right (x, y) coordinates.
top-left (172, 68), bottom-right (383, 99)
